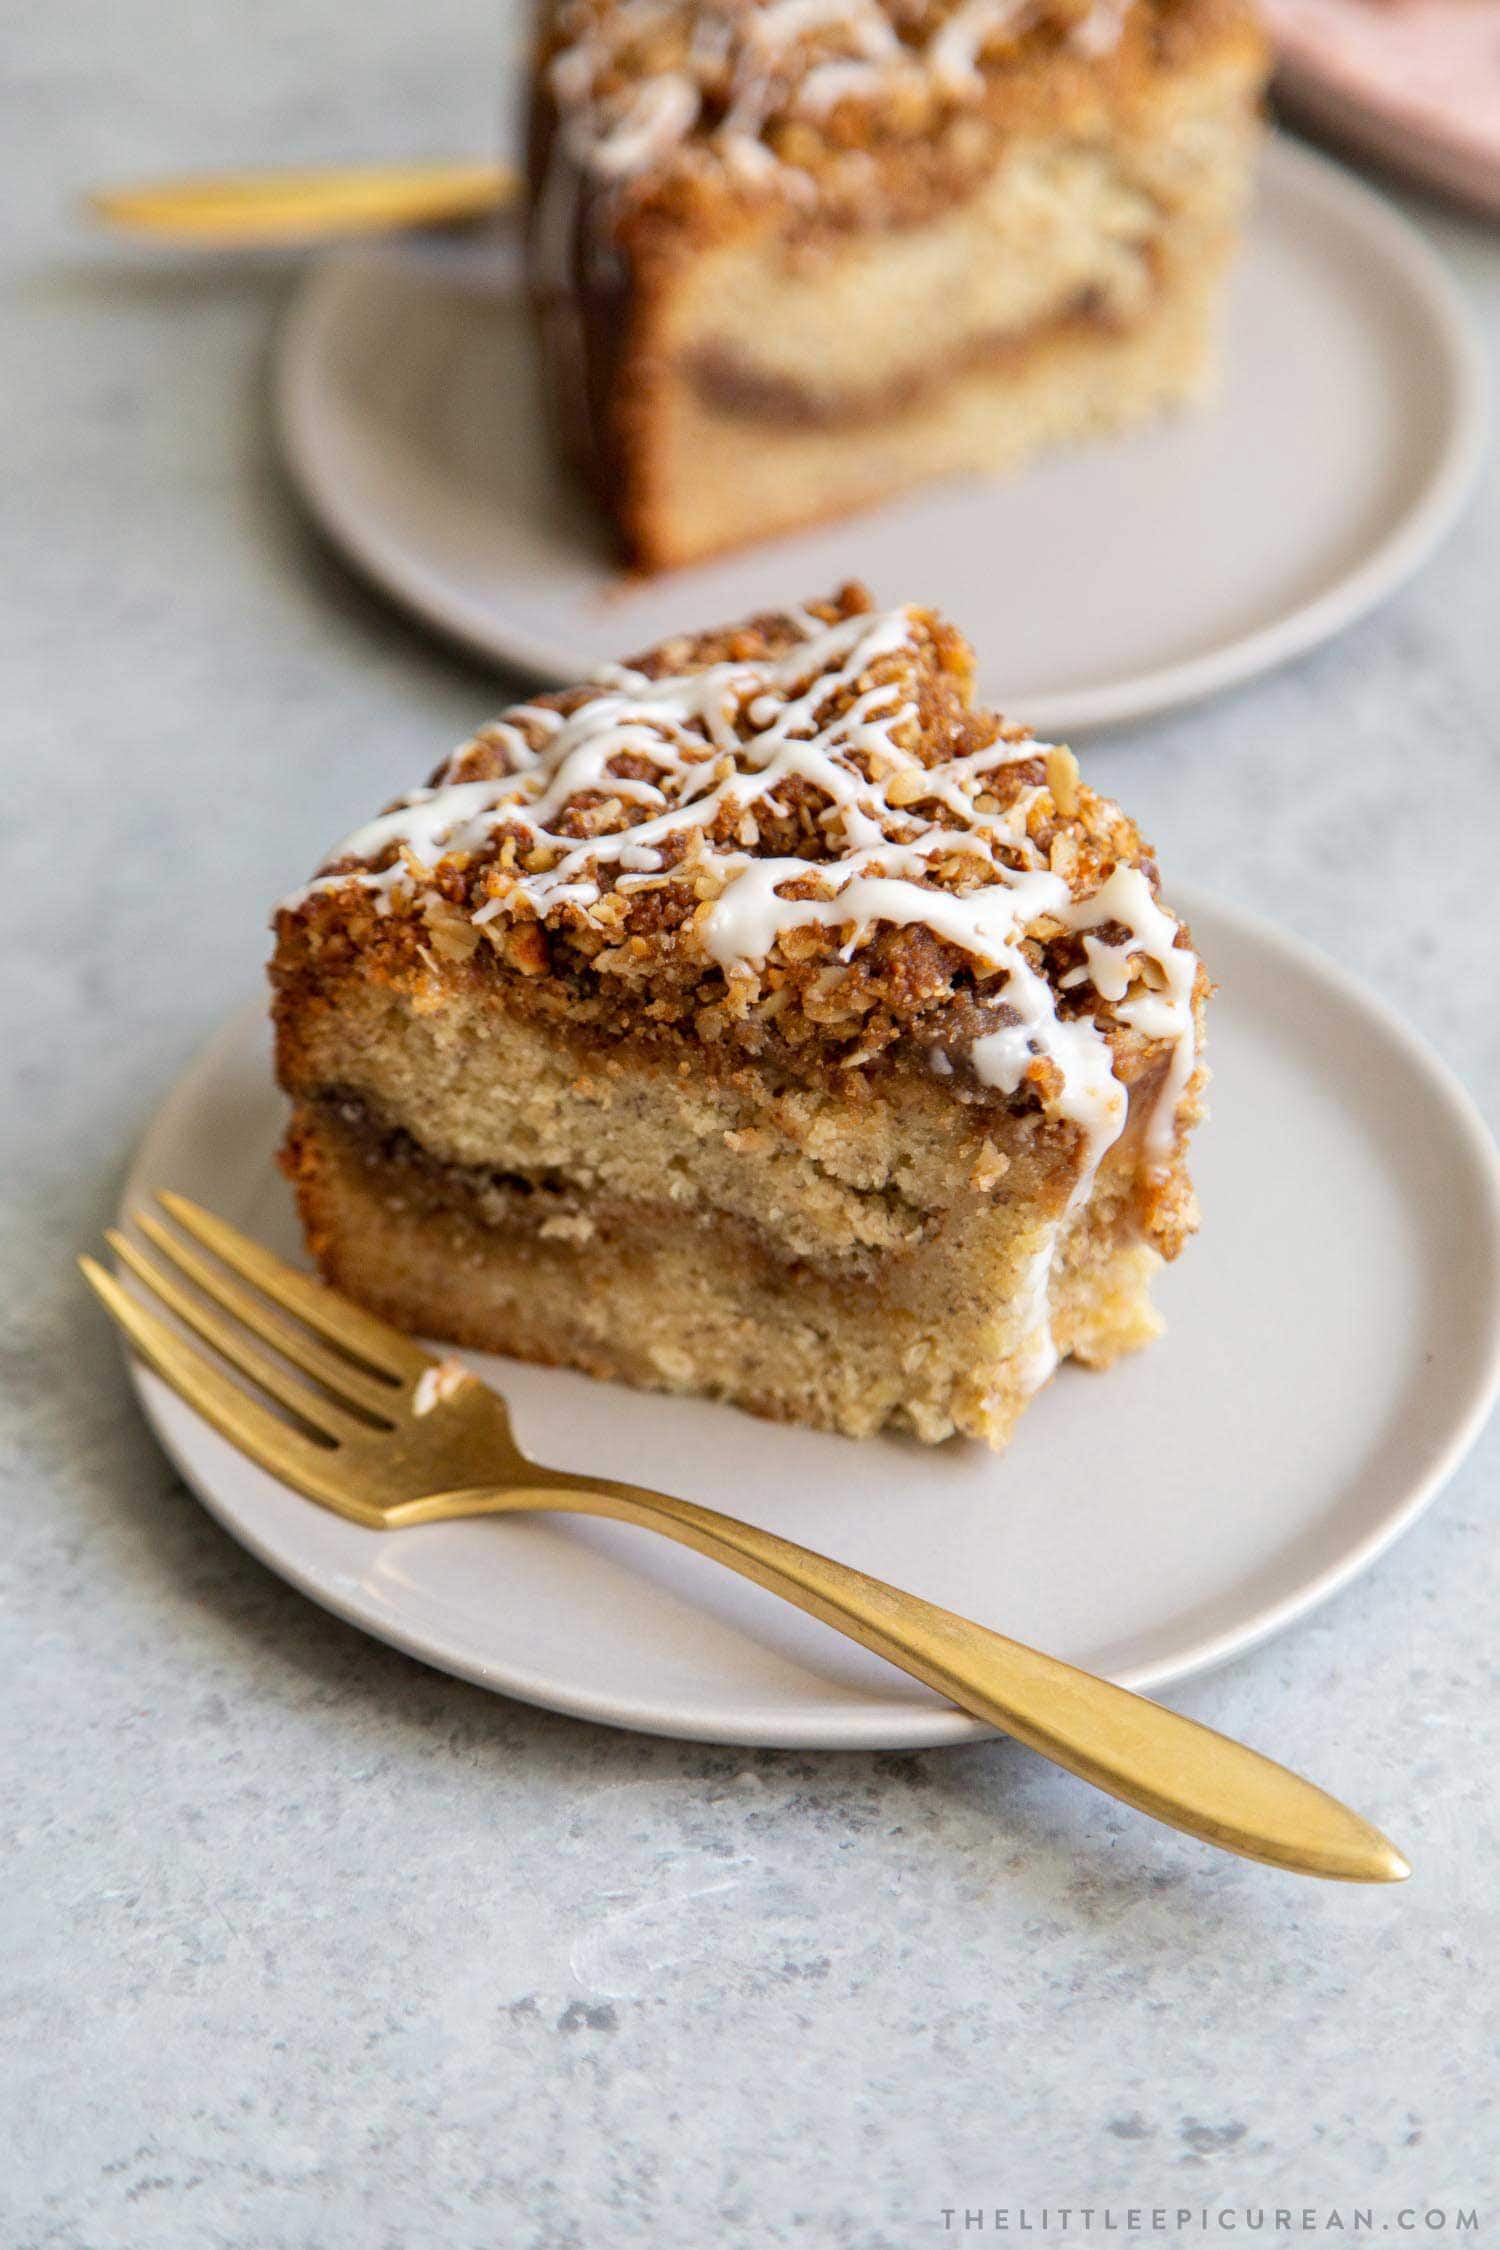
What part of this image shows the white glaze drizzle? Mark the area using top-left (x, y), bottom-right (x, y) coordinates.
top-left (927, 0), bottom-right (1033, 93)
top-left (1011, 1238), bottom-right (1061, 1393)
top-left (1071, 0), bottom-right (1129, 56)
top-left (542, 0), bottom-right (1132, 187)
top-left (588, 71), bottom-right (702, 174)
top-left (282, 605), bottom-right (1198, 1203)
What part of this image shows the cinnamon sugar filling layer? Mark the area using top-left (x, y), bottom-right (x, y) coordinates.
top-left (683, 277), bottom-right (1153, 428)
top-left (296, 1091), bottom-right (945, 1279)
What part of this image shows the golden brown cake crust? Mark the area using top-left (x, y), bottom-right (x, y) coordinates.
top-left (274, 586), bottom-right (1200, 1117)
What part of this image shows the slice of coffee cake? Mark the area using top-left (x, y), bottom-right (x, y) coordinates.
top-left (527, 0), bottom-right (1267, 566)
top-left (272, 584), bottom-right (1206, 1449)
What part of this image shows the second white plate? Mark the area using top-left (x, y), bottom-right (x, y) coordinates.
top-left (118, 891), bottom-right (1500, 1748)
top-left (275, 137), bottom-right (1484, 735)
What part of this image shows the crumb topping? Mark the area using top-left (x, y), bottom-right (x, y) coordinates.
top-left (527, 0), bottom-right (1265, 295)
top-left (278, 585), bottom-right (1204, 1203)
top-left (538, 0), bottom-right (1137, 193)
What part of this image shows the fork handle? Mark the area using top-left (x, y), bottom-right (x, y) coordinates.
top-left (426, 1479), bottom-right (1406, 1883)
top-left (85, 161), bottom-right (518, 245)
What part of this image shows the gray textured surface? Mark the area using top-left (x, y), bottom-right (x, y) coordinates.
top-left (3, 6), bottom-right (1498, 2245)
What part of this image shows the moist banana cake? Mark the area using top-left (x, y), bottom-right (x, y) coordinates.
top-left (272, 584), bottom-right (1207, 1449)
top-left (527, 0), bottom-right (1268, 567)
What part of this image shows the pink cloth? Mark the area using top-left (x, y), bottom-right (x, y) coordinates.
top-left (1263, 0), bottom-right (1500, 161)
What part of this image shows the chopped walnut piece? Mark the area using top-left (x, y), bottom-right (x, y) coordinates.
top-left (1046, 746), bottom-right (1081, 818)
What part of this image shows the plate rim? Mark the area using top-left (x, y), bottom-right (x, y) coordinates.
top-left (115, 887), bottom-right (1500, 1748)
top-left (273, 133), bottom-right (1487, 738)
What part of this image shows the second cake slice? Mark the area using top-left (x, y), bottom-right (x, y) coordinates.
top-left (527, 0), bottom-right (1268, 566)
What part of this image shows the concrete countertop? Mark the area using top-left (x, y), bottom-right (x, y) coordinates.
top-left (2, 4), bottom-right (1496, 2242)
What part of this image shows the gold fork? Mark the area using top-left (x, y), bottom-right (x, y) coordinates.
top-left (82, 1194), bottom-right (1409, 1885)
top-left (85, 161), bottom-right (520, 246)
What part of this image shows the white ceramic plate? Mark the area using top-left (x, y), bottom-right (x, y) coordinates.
top-left (275, 136), bottom-right (1484, 737)
top-left (117, 891), bottom-right (1500, 1748)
